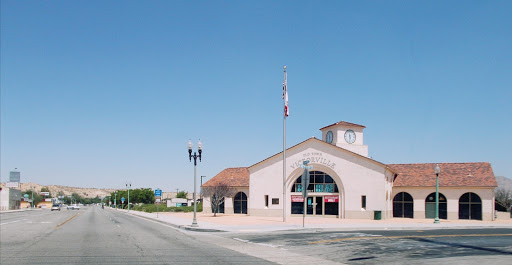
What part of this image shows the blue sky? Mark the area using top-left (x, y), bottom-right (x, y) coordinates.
top-left (2, 1), bottom-right (511, 192)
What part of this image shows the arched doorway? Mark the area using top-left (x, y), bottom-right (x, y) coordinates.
top-left (425, 193), bottom-right (447, 219)
top-left (290, 171), bottom-right (340, 216)
top-left (233, 192), bottom-right (247, 214)
top-left (393, 192), bottom-right (414, 218)
top-left (459, 192), bottom-right (482, 220)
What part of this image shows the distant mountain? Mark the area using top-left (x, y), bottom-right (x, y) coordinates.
top-left (496, 176), bottom-right (512, 191)
top-left (0, 182), bottom-right (114, 198)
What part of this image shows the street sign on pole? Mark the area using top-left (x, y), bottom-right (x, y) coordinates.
top-left (155, 189), bottom-right (162, 197)
top-left (121, 197), bottom-right (125, 203)
top-left (299, 160), bottom-right (312, 228)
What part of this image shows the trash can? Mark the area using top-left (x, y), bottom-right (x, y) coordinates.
top-left (374, 210), bottom-right (382, 220)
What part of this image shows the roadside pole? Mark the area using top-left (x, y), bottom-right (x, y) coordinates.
top-left (300, 160), bottom-right (312, 228)
top-left (155, 189), bottom-right (162, 218)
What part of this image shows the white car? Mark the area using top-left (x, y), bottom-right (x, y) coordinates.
top-left (51, 204), bottom-right (60, 211)
top-left (67, 204), bottom-right (80, 210)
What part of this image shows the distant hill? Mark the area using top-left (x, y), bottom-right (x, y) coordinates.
top-left (496, 176), bottom-right (512, 191)
top-left (0, 182), bottom-right (191, 199)
top-left (0, 182), bottom-right (114, 198)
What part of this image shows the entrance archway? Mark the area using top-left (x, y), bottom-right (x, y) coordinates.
top-left (459, 192), bottom-right (482, 220)
top-left (425, 193), bottom-right (447, 219)
top-left (290, 170), bottom-right (340, 216)
top-left (233, 192), bottom-right (247, 214)
top-left (393, 192), bottom-right (414, 218)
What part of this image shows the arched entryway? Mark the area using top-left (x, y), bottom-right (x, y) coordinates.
top-left (290, 170), bottom-right (340, 216)
top-left (425, 192), bottom-right (447, 219)
top-left (393, 192), bottom-right (414, 218)
top-left (233, 192), bottom-right (247, 214)
top-left (459, 192), bottom-right (482, 220)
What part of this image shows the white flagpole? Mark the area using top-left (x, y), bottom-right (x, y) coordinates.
top-left (283, 66), bottom-right (287, 222)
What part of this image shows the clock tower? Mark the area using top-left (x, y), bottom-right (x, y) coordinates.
top-left (320, 121), bottom-right (369, 157)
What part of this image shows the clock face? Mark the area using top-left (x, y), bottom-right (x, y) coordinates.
top-left (344, 130), bottom-right (356, 144)
top-left (326, 131), bottom-right (333, 144)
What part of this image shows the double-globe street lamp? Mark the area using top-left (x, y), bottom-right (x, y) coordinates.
top-left (188, 139), bottom-right (202, 227)
top-left (434, 164), bottom-right (441, 224)
top-left (126, 182), bottom-right (132, 212)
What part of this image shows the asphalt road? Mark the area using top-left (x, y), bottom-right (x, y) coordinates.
top-left (224, 228), bottom-right (512, 264)
top-left (0, 206), bottom-right (275, 265)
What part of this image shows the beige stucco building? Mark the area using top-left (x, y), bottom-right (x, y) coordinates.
top-left (202, 121), bottom-right (497, 221)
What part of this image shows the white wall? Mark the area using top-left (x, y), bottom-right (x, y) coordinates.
top-left (249, 139), bottom-right (390, 219)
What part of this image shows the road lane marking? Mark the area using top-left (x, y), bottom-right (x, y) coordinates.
top-left (234, 238), bottom-right (283, 248)
top-left (0, 219), bottom-right (26, 225)
top-left (309, 233), bottom-right (512, 244)
top-left (56, 213), bottom-right (79, 228)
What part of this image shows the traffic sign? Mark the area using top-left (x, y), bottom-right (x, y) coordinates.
top-left (155, 189), bottom-right (162, 197)
top-left (121, 197), bottom-right (125, 203)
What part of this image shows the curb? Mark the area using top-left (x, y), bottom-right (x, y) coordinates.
top-left (110, 207), bottom-right (226, 232)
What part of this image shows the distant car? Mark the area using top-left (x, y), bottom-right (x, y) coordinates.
top-left (51, 204), bottom-right (60, 211)
top-left (67, 204), bottom-right (80, 210)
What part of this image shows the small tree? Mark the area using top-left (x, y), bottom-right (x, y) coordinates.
top-left (495, 187), bottom-right (512, 212)
top-left (201, 182), bottom-right (237, 217)
top-left (176, 191), bottom-right (188, 199)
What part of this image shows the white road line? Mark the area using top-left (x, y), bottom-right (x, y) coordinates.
top-left (233, 238), bottom-right (282, 248)
top-left (0, 218), bottom-right (28, 226)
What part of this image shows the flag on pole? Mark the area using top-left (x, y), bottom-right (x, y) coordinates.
top-left (282, 76), bottom-right (289, 117)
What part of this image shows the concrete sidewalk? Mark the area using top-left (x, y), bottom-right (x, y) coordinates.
top-left (111, 208), bottom-right (512, 233)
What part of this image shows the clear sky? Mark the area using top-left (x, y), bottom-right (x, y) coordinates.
top-left (1, 1), bottom-right (511, 192)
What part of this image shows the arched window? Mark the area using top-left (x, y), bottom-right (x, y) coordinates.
top-left (393, 192), bottom-right (414, 218)
top-left (233, 192), bottom-right (247, 214)
top-left (425, 193), bottom-right (447, 219)
top-left (459, 192), bottom-right (482, 220)
top-left (291, 171), bottom-right (338, 193)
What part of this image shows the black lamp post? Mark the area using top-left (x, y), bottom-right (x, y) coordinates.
top-left (434, 164), bottom-right (441, 224)
top-left (188, 139), bottom-right (202, 227)
top-left (126, 182), bottom-right (131, 212)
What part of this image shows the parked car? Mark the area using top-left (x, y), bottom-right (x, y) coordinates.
top-left (51, 204), bottom-right (60, 211)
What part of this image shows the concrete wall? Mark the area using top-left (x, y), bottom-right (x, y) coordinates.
top-left (496, 211), bottom-right (511, 220)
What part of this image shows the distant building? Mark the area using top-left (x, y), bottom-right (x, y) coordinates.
top-left (202, 121), bottom-right (498, 221)
top-left (0, 187), bottom-right (22, 211)
top-left (9, 170), bottom-right (21, 182)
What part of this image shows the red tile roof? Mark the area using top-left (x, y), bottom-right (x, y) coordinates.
top-left (319, 121), bottom-right (366, 130)
top-left (202, 167), bottom-right (249, 187)
top-left (388, 162), bottom-right (497, 187)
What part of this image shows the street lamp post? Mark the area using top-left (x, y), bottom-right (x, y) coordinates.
top-left (434, 164), bottom-right (441, 224)
top-left (126, 182), bottom-right (131, 212)
top-left (188, 139), bottom-right (202, 227)
top-left (114, 191), bottom-right (117, 210)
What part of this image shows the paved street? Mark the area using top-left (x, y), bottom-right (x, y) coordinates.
top-left (223, 228), bottom-right (512, 264)
top-left (3, 207), bottom-right (512, 265)
top-left (0, 206), bottom-right (275, 265)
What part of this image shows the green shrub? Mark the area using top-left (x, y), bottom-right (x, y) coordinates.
top-left (130, 203), bottom-right (202, 213)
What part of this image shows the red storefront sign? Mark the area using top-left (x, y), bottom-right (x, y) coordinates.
top-left (291, 195), bottom-right (304, 202)
top-left (324, 195), bottom-right (339, 203)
